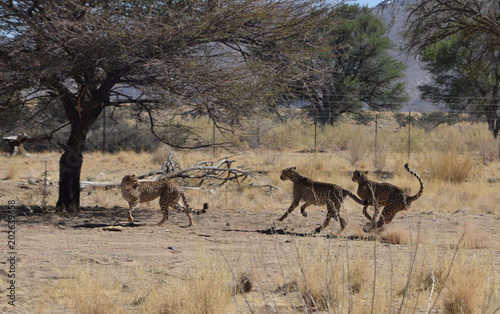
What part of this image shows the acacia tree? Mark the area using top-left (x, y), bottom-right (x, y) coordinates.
top-left (287, 4), bottom-right (407, 125)
top-left (403, 0), bottom-right (500, 138)
top-left (0, 0), bottom-right (335, 212)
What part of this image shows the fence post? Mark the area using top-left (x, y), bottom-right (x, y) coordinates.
top-left (314, 117), bottom-right (317, 152)
top-left (374, 113), bottom-right (378, 167)
top-left (408, 109), bottom-right (411, 161)
top-left (212, 119), bottom-right (216, 158)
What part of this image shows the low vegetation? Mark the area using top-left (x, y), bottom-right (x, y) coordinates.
top-left (39, 234), bottom-right (498, 313)
top-left (1, 117), bottom-right (498, 313)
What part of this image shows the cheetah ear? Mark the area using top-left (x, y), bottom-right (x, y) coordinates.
top-left (364, 171), bottom-right (368, 175)
top-left (292, 167), bottom-right (296, 170)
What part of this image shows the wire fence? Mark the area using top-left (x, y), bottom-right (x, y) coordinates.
top-left (1, 108), bottom-right (499, 165)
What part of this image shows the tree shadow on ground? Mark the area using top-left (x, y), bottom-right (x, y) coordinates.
top-left (223, 226), bottom-right (378, 242)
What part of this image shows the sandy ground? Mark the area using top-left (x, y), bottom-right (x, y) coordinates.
top-left (0, 195), bottom-right (499, 313)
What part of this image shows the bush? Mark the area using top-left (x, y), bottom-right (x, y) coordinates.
top-left (161, 255), bottom-right (233, 314)
top-left (428, 152), bottom-right (475, 183)
top-left (332, 124), bottom-right (370, 166)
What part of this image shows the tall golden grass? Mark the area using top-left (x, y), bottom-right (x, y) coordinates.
top-left (47, 254), bottom-right (235, 314)
top-left (159, 255), bottom-right (233, 314)
top-left (2, 116), bottom-right (498, 313)
top-left (1, 122), bottom-right (497, 215)
top-left (5, 160), bottom-right (21, 180)
top-left (40, 232), bottom-right (498, 314)
top-left (428, 151), bottom-right (476, 183)
top-left (281, 235), bottom-right (498, 313)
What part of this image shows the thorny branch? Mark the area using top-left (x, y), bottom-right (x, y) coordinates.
top-left (80, 154), bottom-right (255, 190)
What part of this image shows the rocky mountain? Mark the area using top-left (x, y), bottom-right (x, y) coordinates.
top-left (373, 0), bottom-right (438, 112)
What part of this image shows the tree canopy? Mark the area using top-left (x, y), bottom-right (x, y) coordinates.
top-left (0, 0), bottom-right (336, 211)
top-left (287, 4), bottom-right (407, 125)
top-left (404, 0), bottom-right (500, 138)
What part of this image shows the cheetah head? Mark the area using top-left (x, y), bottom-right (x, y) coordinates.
top-left (280, 167), bottom-right (297, 181)
top-left (121, 174), bottom-right (140, 189)
top-left (352, 170), bottom-right (368, 183)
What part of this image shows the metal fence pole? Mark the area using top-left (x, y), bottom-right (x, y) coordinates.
top-left (212, 120), bottom-right (216, 158)
top-left (374, 113), bottom-right (378, 167)
top-left (408, 109), bottom-right (411, 161)
top-left (314, 118), bottom-right (317, 152)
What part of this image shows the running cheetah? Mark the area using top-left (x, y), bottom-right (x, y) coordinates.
top-left (352, 163), bottom-right (424, 231)
top-left (121, 175), bottom-right (208, 226)
top-left (278, 167), bottom-right (367, 234)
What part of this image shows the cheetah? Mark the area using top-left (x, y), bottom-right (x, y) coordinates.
top-left (352, 163), bottom-right (424, 231)
top-left (120, 175), bottom-right (208, 226)
top-left (278, 167), bottom-right (367, 234)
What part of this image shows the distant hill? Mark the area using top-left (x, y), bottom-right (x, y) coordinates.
top-left (373, 0), bottom-right (438, 112)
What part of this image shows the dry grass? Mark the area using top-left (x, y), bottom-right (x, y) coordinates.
top-left (46, 253), bottom-right (235, 314)
top-left (291, 238), bottom-right (349, 311)
top-left (48, 262), bottom-right (126, 313)
top-left (151, 144), bottom-right (174, 166)
top-left (0, 139), bottom-right (497, 217)
top-left (430, 123), bottom-right (467, 152)
top-left (462, 123), bottom-right (499, 164)
top-left (159, 255), bottom-right (233, 314)
top-left (441, 247), bottom-right (495, 313)
top-left (25, 212), bottom-right (500, 314)
top-left (374, 141), bottom-right (389, 171)
top-left (5, 160), bottom-right (21, 180)
top-left (273, 231), bottom-right (499, 313)
top-left (1, 119), bottom-right (499, 313)
top-left (456, 221), bottom-right (492, 249)
top-left (427, 151), bottom-right (476, 183)
top-left (378, 225), bottom-right (413, 244)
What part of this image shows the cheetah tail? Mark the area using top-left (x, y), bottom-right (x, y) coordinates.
top-left (196, 203), bottom-right (209, 215)
top-left (180, 193), bottom-right (208, 215)
top-left (405, 163), bottom-right (424, 203)
top-left (345, 190), bottom-right (367, 205)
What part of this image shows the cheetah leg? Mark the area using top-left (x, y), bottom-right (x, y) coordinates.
top-left (375, 205), bottom-right (398, 229)
top-left (184, 208), bottom-right (194, 227)
top-left (179, 193), bottom-right (194, 226)
top-left (333, 207), bottom-right (346, 232)
top-left (362, 204), bottom-right (372, 221)
top-left (278, 198), bottom-right (300, 221)
top-left (363, 204), bottom-right (380, 223)
top-left (127, 200), bottom-right (140, 224)
top-left (158, 195), bottom-right (170, 226)
top-left (158, 210), bottom-right (169, 225)
top-left (315, 200), bottom-right (343, 233)
top-left (315, 208), bottom-right (335, 234)
top-left (338, 216), bottom-right (346, 231)
top-left (315, 212), bottom-right (331, 233)
top-left (332, 200), bottom-right (346, 232)
top-left (300, 203), bottom-right (311, 217)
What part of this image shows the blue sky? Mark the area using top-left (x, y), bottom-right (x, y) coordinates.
top-left (350, 0), bottom-right (382, 7)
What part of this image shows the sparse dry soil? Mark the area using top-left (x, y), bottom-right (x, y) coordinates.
top-left (0, 197), bottom-right (499, 313)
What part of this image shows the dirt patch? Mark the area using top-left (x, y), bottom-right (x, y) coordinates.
top-left (456, 221), bottom-right (496, 249)
top-left (0, 202), bottom-right (499, 312)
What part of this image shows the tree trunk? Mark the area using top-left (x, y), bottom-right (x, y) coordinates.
top-left (55, 108), bottom-right (102, 212)
top-left (488, 116), bottom-right (499, 139)
top-left (55, 129), bottom-right (85, 212)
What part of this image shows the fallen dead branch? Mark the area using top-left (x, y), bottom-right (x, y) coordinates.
top-left (80, 154), bottom-right (255, 190)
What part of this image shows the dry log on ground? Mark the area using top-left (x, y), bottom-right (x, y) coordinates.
top-left (80, 155), bottom-right (256, 190)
